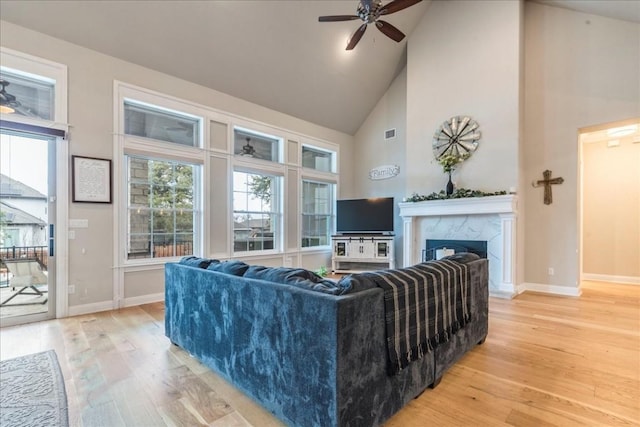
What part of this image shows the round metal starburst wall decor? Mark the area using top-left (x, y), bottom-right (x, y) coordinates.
top-left (432, 116), bottom-right (481, 161)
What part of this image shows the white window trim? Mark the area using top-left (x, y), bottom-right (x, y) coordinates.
top-left (115, 83), bottom-right (206, 269)
top-left (300, 179), bottom-right (336, 251)
top-left (124, 155), bottom-right (202, 263)
top-left (231, 169), bottom-right (283, 256)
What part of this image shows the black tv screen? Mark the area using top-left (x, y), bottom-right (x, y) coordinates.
top-left (336, 197), bottom-right (394, 234)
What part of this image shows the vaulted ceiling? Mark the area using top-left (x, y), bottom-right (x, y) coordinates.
top-left (1, 0), bottom-right (637, 135)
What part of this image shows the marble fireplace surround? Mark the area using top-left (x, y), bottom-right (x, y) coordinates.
top-left (399, 195), bottom-right (517, 298)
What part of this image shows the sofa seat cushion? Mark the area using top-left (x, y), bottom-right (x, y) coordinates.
top-left (244, 265), bottom-right (350, 295)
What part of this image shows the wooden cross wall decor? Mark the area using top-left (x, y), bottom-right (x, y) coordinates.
top-left (532, 169), bottom-right (564, 205)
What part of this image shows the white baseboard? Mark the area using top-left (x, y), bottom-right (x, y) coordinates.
top-left (122, 292), bottom-right (164, 307)
top-left (582, 273), bottom-right (640, 285)
top-left (68, 300), bottom-right (115, 317)
top-left (67, 293), bottom-right (164, 317)
top-left (518, 282), bottom-right (582, 297)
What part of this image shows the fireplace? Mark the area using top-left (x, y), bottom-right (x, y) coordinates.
top-left (424, 239), bottom-right (487, 261)
top-left (399, 195), bottom-right (517, 298)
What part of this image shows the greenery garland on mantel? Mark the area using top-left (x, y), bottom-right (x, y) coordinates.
top-left (405, 188), bottom-right (508, 202)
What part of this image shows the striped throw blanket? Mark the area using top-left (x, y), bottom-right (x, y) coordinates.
top-left (363, 259), bottom-right (471, 375)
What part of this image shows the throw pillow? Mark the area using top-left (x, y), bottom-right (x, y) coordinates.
top-left (336, 274), bottom-right (379, 293)
top-left (441, 252), bottom-right (480, 264)
top-left (243, 265), bottom-right (322, 284)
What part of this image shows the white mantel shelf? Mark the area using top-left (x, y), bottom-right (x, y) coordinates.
top-left (398, 194), bottom-right (517, 217)
top-left (399, 194), bottom-right (518, 298)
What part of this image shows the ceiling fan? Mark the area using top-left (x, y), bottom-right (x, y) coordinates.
top-left (240, 137), bottom-right (257, 157)
top-left (319, 0), bottom-right (422, 50)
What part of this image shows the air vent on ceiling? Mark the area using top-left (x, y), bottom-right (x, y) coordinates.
top-left (384, 128), bottom-right (396, 140)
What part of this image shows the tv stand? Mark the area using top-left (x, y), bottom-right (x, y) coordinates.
top-left (331, 234), bottom-right (395, 273)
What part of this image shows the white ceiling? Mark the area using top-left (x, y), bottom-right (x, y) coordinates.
top-left (0, 0), bottom-right (637, 135)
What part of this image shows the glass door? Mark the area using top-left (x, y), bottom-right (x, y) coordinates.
top-left (0, 130), bottom-right (56, 326)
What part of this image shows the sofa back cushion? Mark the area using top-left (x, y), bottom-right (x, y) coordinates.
top-left (206, 260), bottom-right (250, 276)
top-left (244, 265), bottom-right (350, 295)
top-left (179, 256), bottom-right (216, 269)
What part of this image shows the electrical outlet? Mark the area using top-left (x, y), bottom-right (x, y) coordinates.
top-left (548, 267), bottom-right (554, 276)
top-left (68, 285), bottom-right (75, 294)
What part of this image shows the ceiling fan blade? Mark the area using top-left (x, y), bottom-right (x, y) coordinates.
top-left (380, 0), bottom-right (422, 15)
top-left (376, 20), bottom-right (406, 42)
top-left (319, 15), bottom-right (360, 22)
top-left (346, 23), bottom-right (368, 50)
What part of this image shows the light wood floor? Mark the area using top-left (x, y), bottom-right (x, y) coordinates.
top-left (0, 281), bottom-right (638, 426)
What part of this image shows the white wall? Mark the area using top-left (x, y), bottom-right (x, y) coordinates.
top-left (523, 2), bottom-right (640, 290)
top-left (353, 67), bottom-right (408, 264)
top-left (406, 0), bottom-right (521, 196)
top-left (1, 21), bottom-right (355, 313)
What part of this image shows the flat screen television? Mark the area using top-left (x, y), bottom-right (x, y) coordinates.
top-left (336, 197), bottom-right (394, 234)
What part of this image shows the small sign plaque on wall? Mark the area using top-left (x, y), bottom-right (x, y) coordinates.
top-left (369, 164), bottom-right (400, 180)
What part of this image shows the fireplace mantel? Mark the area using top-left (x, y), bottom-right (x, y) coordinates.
top-left (399, 195), bottom-right (518, 298)
top-left (398, 194), bottom-right (517, 217)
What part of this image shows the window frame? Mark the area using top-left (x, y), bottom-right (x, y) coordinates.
top-left (301, 144), bottom-right (336, 173)
top-left (125, 155), bottom-right (201, 261)
top-left (116, 83), bottom-right (206, 266)
top-left (300, 179), bottom-right (335, 249)
top-left (232, 168), bottom-right (283, 255)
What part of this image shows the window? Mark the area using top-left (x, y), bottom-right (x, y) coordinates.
top-left (127, 156), bottom-right (200, 259)
top-left (301, 180), bottom-right (334, 248)
top-left (0, 69), bottom-right (55, 120)
top-left (124, 101), bottom-right (200, 147)
top-left (234, 128), bottom-right (280, 162)
top-left (233, 171), bottom-right (280, 252)
top-left (302, 146), bottom-right (334, 173)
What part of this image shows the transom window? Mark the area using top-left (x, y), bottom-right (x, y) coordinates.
top-left (302, 145), bottom-right (334, 173)
top-left (127, 156), bottom-right (200, 260)
top-left (124, 101), bottom-right (200, 147)
top-left (301, 180), bottom-right (334, 248)
top-left (234, 128), bottom-right (280, 162)
top-left (0, 69), bottom-right (54, 120)
top-left (233, 171), bottom-right (281, 252)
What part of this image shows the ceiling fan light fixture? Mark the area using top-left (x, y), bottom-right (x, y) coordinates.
top-left (0, 105), bottom-right (15, 114)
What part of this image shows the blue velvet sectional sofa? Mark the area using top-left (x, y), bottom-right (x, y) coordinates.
top-left (165, 255), bottom-right (489, 427)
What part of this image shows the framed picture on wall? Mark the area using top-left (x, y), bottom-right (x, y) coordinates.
top-left (72, 155), bottom-right (112, 203)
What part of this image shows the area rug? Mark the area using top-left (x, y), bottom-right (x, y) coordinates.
top-left (0, 350), bottom-right (69, 427)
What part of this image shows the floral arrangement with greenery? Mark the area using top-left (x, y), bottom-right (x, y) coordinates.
top-left (315, 266), bottom-right (328, 277)
top-left (405, 188), bottom-right (507, 202)
top-left (437, 153), bottom-right (470, 173)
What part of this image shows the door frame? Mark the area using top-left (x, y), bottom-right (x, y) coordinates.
top-left (1, 47), bottom-right (69, 324)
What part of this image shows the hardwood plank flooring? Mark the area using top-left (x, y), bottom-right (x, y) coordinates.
top-left (0, 280), bottom-right (638, 426)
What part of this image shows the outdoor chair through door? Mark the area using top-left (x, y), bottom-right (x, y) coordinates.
top-left (0, 258), bottom-right (48, 307)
